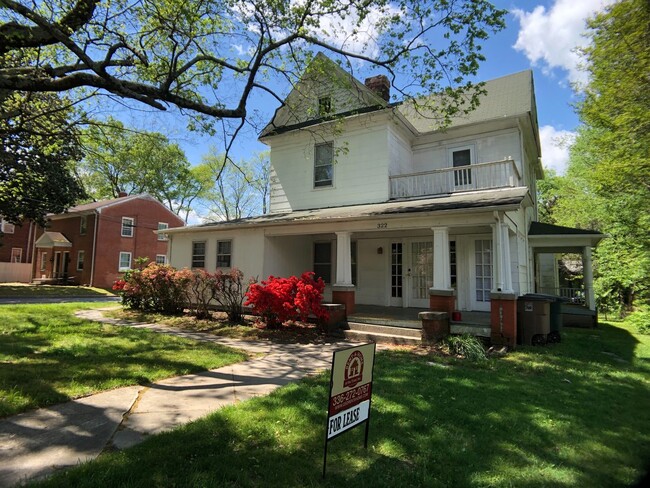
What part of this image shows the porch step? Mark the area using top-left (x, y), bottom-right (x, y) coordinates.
top-left (343, 328), bottom-right (421, 346)
top-left (450, 323), bottom-right (492, 337)
top-left (346, 321), bottom-right (421, 338)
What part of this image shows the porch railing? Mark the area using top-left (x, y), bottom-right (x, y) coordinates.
top-left (538, 287), bottom-right (586, 305)
top-left (389, 158), bottom-right (521, 199)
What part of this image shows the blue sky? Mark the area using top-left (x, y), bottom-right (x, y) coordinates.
top-left (125, 0), bottom-right (615, 176)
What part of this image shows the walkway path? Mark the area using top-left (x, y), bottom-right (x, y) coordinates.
top-left (0, 309), bottom-right (351, 487)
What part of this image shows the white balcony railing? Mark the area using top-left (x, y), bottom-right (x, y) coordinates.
top-left (389, 158), bottom-right (521, 199)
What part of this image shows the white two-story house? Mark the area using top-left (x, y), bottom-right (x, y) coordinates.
top-left (166, 53), bottom-right (602, 345)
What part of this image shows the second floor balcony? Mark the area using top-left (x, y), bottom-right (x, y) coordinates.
top-left (389, 158), bottom-right (522, 199)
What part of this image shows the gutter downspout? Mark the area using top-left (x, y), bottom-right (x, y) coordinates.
top-left (90, 209), bottom-right (100, 287)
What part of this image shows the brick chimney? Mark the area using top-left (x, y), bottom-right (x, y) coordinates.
top-left (364, 75), bottom-right (390, 102)
top-left (118, 191), bottom-right (128, 198)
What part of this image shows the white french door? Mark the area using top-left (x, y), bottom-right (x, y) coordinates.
top-left (409, 240), bottom-right (433, 308)
top-left (470, 239), bottom-right (492, 311)
top-left (389, 242), bottom-right (404, 307)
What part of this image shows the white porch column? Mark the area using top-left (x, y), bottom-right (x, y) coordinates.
top-left (583, 246), bottom-right (595, 311)
top-left (492, 222), bottom-right (503, 292)
top-left (334, 231), bottom-right (353, 286)
top-left (431, 227), bottom-right (451, 290)
top-left (500, 223), bottom-right (513, 293)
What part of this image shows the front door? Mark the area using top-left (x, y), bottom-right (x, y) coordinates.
top-left (409, 240), bottom-right (433, 308)
top-left (470, 239), bottom-right (492, 311)
top-left (53, 252), bottom-right (61, 278)
top-left (389, 242), bottom-right (403, 307)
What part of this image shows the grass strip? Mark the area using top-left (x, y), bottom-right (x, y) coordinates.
top-left (0, 303), bottom-right (248, 417)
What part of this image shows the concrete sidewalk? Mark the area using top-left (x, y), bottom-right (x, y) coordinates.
top-left (0, 309), bottom-right (349, 487)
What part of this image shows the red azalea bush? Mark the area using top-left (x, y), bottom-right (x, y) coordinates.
top-left (245, 272), bottom-right (328, 328)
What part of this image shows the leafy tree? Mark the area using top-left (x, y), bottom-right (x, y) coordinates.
top-left (0, 0), bottom-right (505, 134)
top-left (0, 57), bottom-right (86, 225)
top-left (548, 0), bottom-right (650, 313)
top-left (202, 152), bottom-right (266, 221)
top-left (79, 119), bottom-right (211, 220)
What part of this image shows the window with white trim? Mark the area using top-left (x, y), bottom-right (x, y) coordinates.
top-left (216, 240), bottom-right (232, 268)
top-left (121, 217), bottom-right (134, 237)
top-left (192, 241), bottom-right (206, 268)
top-left (77, 250), bottom-right (85, 271)
top-left (155, 254), bottom-right (167, 265)
top-left (40, 252), bottom-right (47, 272)
top-left (118, 252), bottom-right (132, 271)
top-left (80, 216), bottom-right (87, 235)
top-left (314, 142), bottom-right (333, 188)
top-left (313, 242), bottom-right (332, 284)
top-left (1, 220), bottom-right (15, 234)
top-left (157, 222), bottom-right (169, 241)
top-left (10, 248), bottom-right (22, 263)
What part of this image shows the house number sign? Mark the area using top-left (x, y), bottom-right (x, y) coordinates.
top-left (376, 222), bottom-right (388, 229)
top-left (323, 343), bottom-right (376, 478)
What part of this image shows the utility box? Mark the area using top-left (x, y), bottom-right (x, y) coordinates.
top-left (517, 295), bottom-right (552, 345)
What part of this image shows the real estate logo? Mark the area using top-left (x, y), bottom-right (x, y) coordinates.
top-left (343, 350), bottom-right (364, 388)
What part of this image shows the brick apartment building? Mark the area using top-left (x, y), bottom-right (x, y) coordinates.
top-left (32, 194), bottom-right (184, 288)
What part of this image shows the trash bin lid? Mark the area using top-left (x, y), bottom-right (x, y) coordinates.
top-left (519, 293), bottom-right (557, 302)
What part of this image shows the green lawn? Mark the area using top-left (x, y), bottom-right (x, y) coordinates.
top-left (0, 303), bottom-right (248, 417)
top-left (33, 320), bottom-right (650, 487)
top-left (0, 284), bottom-right (115, 298)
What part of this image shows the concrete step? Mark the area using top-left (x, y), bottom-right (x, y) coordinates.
top-left (346, 321), bottom-right (422, 338)
top-left (343, 329), bottom-right (421, 346)
top-left (450, 324), bottom-right (492, 337)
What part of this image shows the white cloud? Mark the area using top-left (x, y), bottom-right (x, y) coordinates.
top-left (539, 125), bottom-right (575, 174)
top-left (512, 0), bottom-right (617, 85)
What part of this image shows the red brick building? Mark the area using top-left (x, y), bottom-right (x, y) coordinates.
top-left (32, 194), bottom-right (184, 288)
top-left (0, 219), bottom-right (36, 264)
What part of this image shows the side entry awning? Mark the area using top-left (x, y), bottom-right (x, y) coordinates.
top-left (34, 231), bottom-right (72, 248)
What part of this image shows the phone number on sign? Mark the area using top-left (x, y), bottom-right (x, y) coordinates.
top-left (329, 383), bottom-right (372, 415)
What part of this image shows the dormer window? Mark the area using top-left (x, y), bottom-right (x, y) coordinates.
top-left (318, 96), bottom-right (332, 116)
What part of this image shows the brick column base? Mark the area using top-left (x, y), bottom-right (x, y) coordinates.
top-left (429, 289), bottom-right (456, 316)
top-left (332, 285), bottom-right (355, 315)
top-left (419, 311), bottom-right (450, 344)
top-left (490, 292), bottom-right (518, 348)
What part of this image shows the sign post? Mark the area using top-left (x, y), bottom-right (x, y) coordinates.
top-left (323, 342), bottom-right (376, 478)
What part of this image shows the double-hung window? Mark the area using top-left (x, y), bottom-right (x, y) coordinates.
top-left (156, 254), bottom-right (167, 265)
top-left (216, 240), bottom-right (232, 268)
top-left (314, 142), bottom-right (333, 188)
top-left (80, 216), bottom-right (87, 235)
top-left (157, 222), bottom-right (169, 241)
top-left (77, 251), bottom-right (85, 271)
top-left (121, 217), bottom-right (134, 237)
top-left (118, 252), bottom-right (132, 271)
top-left (192, 241), bottom-right (206, 268)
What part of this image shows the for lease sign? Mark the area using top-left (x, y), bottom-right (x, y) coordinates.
top-left (325, 343), bottom-right (375, 440)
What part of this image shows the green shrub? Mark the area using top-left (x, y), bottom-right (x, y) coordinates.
top-left (444, 334), bottom-right (487, 361)
top-left (625, 309), bottom-right (650, 334)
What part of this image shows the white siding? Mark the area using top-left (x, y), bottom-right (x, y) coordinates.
top-left (268, 117), bottom-right (390, 212)
top-left (356, 238), bottom-right (388, 305)
top-left (387, 125), bottom-right (413, 176)
top-left (168, 228), bottom-right (265, 281)
top-left (411, 128), bottom-right (522, 177)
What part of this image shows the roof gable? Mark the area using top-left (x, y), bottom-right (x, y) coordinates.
top-left (260, 53), bottom-right (388, 137)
